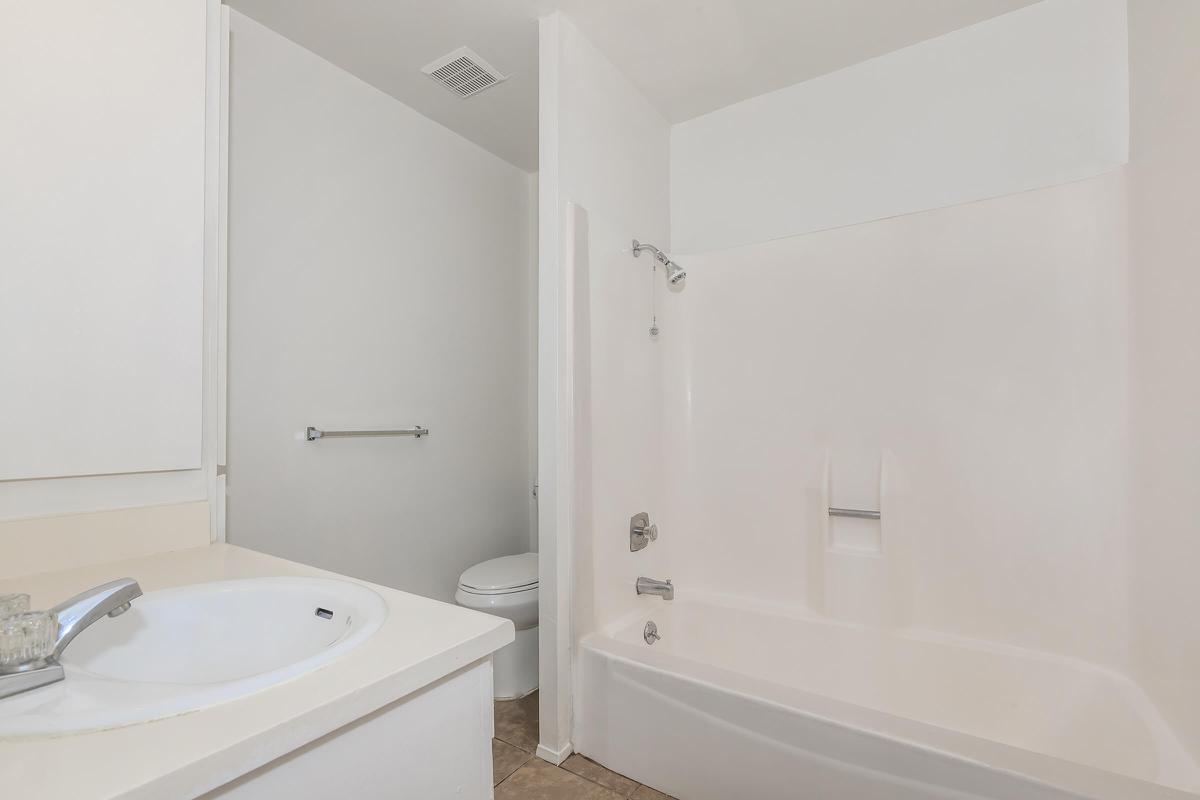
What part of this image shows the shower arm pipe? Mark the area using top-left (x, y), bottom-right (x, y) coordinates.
top-left (632, 239), bottom-right (669, 263)
top-left (633, 239), bottom-right (687, 286)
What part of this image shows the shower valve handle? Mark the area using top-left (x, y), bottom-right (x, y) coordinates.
top-left (630, 512), bottom-right (658, 552)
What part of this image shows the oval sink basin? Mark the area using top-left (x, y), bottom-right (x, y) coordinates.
top-left (0, 577), bottom-right (387, 737)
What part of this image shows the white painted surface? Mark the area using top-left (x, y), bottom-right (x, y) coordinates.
top-left (205, 661), bottom-right (494, 800)
top-left (537, 12), bottom-right (672, 759)
top-left (578, 606), bottom-right (1200, 800)
top-left (556, 0), bottom-right (1038, 123)
top-left (535, 13), bottom-right (570, 761)
top-left (218, 0), bottom-right (1043, 170)
top-left (0, 0), bottom-right (208, 480)
top-left (671, 0), bottom-right (1130, 252)
top-left (228, 0), bottom-right (540, 169)
top-left (216, 4), bottom-right (232, 472)
top-left (0, 470), bottom-right (209, 526)
top-left (526, 176), bottom-right (541, 555)
top-left (203, 0), bottom-right (230, 544)
top-left (0, 502), bottom-right (209, 581)
top-left (0, 544), bottom-right (512, 799)
top-left (557, 11), bottom-right (672, 642)
top-left (225, 13), bottom-right (534, 603)
top-left (0, 0), bottom-right (225, 544)
top-left (1127, 0), bottom-right (1200, 762)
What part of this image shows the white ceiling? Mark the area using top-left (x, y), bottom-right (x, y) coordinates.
top-left (557, 0), bottom-right (1043, 123)
top-left (226, 0), bottom-right (1042, 172)
top-left (227, 0), bottom-right (542, 169)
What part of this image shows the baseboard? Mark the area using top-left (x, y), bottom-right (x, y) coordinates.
top-left (535, 740), bottom-right (573, 766)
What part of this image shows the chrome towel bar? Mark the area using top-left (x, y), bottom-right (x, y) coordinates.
top-left (306, 426), bottom-right (428, 441)
top-left (828, 507), bottom-right (881, 520)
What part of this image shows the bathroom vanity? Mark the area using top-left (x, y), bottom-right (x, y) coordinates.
top-left (0, 544), bottom-right (513, 799)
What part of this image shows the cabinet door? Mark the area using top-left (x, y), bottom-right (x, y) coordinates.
top-left (0, 1), bottom-right (207, 480)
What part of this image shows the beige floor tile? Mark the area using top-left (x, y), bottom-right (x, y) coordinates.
top-left (496, 758), bottom-right (628, 800)
top-left (560, 754), bottom-right (640, 797)
top-left (630, 785), bottom-right (677, 800)
top-left (494, 690), bottom-right (539, 752)
top-left (493, 738), bottom-right (533, 786)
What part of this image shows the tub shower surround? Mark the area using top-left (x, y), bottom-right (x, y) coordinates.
top-left (553, 5), bottom-right (1199, 792)
top-left (568, 173), bottom-right (1200, 800)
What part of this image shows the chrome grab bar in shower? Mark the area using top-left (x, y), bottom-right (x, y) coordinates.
top-left (306, 426), bottom-right (428, 441)
top-left (828, 507), bottom-right (881, 520)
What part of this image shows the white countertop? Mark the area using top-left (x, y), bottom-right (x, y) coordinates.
top-left (0, 544), bottom-right (514, 800)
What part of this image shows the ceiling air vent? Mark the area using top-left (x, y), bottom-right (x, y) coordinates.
top-left (421, 47), bottom-right (508, 98)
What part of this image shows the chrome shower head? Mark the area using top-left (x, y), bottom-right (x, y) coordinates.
top-left (632, 239), bottom-right (686, 286)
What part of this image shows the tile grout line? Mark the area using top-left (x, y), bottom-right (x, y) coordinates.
top-left (492, 736), bottom-right (533, 788)
top-left (562, 758), bottom-right (644, 798)
top-left (562, 762), bottom-right (642, 798)
top-left (501, 750), bottom-right (645, 799)
top-left (494, 733), bottom-right (533, 751)
top-left (564, 753), bottom-right (647, 798)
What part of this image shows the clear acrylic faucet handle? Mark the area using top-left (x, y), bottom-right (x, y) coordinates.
top-left (0, 611), bottom-right (58, 670)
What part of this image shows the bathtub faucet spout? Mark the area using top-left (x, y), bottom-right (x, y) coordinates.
top-left (636, 577), bottom-right (674, 601)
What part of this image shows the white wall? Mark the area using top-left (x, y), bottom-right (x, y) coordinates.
top-left (670, 0), bottom-right (1129, 253)
top-left (226, 13), bottom-right (534, 602)
top-left (555, 16), bottom-right (672, 641)
top-left (0, 0), bottom-right (209, 481)
top-left (526, 176), bottom-right (541, 554)
top-left (537, 11), bottom-right (672, 761)
top-left (1127, 0), bottom-right (1200, 758)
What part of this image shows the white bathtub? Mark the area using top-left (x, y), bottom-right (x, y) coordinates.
top-left (576, 600), bottom-right (1200, 800)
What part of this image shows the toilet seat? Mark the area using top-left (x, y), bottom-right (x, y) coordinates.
top-left (455, 584), bottom-right (538, 629)
top-left (457, 553), bottom-right (538, 596)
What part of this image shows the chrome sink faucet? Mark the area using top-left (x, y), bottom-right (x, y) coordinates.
top-left (0, 578), bottom-right (142, 700)
top-left (52, 578), bottom-right (142, 658)
top-left (636, 577), bottom-right (674, 601)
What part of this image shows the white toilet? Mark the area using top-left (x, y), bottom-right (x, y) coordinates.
top-left (454, 553), bottom-right (538, 700)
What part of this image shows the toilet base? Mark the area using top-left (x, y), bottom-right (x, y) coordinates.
top-left (493, 625), bottom-right (538, 700)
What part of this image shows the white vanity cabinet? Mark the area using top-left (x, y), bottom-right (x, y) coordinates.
top-left (205, 660), bottom-right (496, 800)
top-left (0, 545), bottom-right (513, 800)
